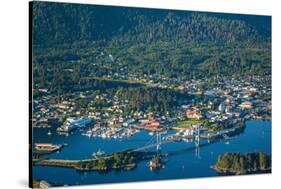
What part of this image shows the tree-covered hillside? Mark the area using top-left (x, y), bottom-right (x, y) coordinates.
top-left (214, 152), bottom-right (271, 174)
top-left (32, 1), bottom-right (271, 47)
top-left (31, 1), bottom-right (271, 82)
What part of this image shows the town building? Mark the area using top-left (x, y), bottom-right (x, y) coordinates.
top-left (239, 101), bottom-right (253, 109)
top-left (186, 110), bottom-right (202, 120)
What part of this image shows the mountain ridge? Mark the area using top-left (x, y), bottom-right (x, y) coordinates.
top-left (32, 1), bottom-right (271, 48)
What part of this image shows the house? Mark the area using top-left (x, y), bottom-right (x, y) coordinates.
top-left (139, 119), bottom-right (150, 125)
top-left (144, 119), bottom-right (160, 129)
top-left (108, 118), bottom-right (119, 126)
top-left (218, 103), bottom-right (226, 113)
top-left (150, 120), bottom-right (160, 127)
top-left (186, 110), bottom-right (202, 120)
top-left (205, 112), bottom-right (216, 119)
top-left (123, 119), bottom-right (135, 127)
top-left (239, 101), bottom-right (253, 109)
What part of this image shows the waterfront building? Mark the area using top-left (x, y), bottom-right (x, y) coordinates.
top-left (57, 118), bottom-right (93, 132)
top-left (149, 120), bottom-right (160, 127)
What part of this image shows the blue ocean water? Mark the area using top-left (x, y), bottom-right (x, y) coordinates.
top-left (32, 120), bottom-right (271, 186)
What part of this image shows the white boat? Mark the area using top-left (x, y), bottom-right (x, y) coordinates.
top-left (183, 138), bottom-right (192, 143)
top-left (121, 132), bottom-right (127, 136)
top-left (35, 143), bottom-right (62, 152)
top-left (92, 149), bottom-right (105, 158)
top-left (57, 132), bottom-right (69, 137)
top-left (101, 133), bottom-right (107, 139)
top-left (85, 129), bottom-right (92, 137)
top-left (47, 130), bottom-right (52, 136)
top-left (149, 132), bottom-right (154, 136)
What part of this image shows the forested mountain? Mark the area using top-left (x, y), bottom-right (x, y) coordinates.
top-left (31, 1), bottom-right (271, 83)
top-left (32, 1), bottom-right (271, 47)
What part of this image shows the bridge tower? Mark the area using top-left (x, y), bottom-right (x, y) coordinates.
top-left (194, 125), bottom-right (200, 158)
top-left (195, 125), bottom-right (200, 148)
top-left (156, 132), bottom-right (161, 151)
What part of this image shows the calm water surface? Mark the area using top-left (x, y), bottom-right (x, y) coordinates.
top-left (32, 120), bottom-right (271, 186)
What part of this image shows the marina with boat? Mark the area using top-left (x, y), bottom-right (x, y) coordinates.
top-left (32, 119), bottom-right (271, 186)
top-left (56, 118), bottom-right (93, 132)
top-left (81, 126), bottom-right (140, 139)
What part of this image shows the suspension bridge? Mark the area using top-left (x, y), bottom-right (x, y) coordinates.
top-left (130, 125), bottom-right (202, 153)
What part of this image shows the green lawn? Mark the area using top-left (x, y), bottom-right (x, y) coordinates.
top-left (173, 119), bottom-right (203, 129)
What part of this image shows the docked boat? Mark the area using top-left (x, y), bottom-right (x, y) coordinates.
top-left (92, 149), bottom-right (105, 158)
top-left (101, 133), bottom-right (107, 139)
top-left (34, 143), bottom-right (62, 152)
top-left (183, 137), bottom-right (193, 143)
top-left (85, 129), bottom-right (92, 137)
top-left (148, 132), bottom-right (155, 136)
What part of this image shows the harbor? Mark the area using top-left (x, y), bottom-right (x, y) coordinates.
top-left (32, 120), bottom-right (271, 186)
top-left (30, 4), bottom-right (272, 187)
top-left (56, 118), bottom-right (93, 132)
top-left (81, 126), bottom-right (140, 139)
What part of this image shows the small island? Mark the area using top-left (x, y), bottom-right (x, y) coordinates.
top-left (34, 150), bottom-right (156, 172)
top-left (213, 152), bottom-right (271, 175)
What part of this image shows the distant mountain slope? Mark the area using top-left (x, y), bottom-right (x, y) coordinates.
top-left (32, 1), bottom-right (271, 47)
top-left (31, 1), bottom-right (271, 80)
